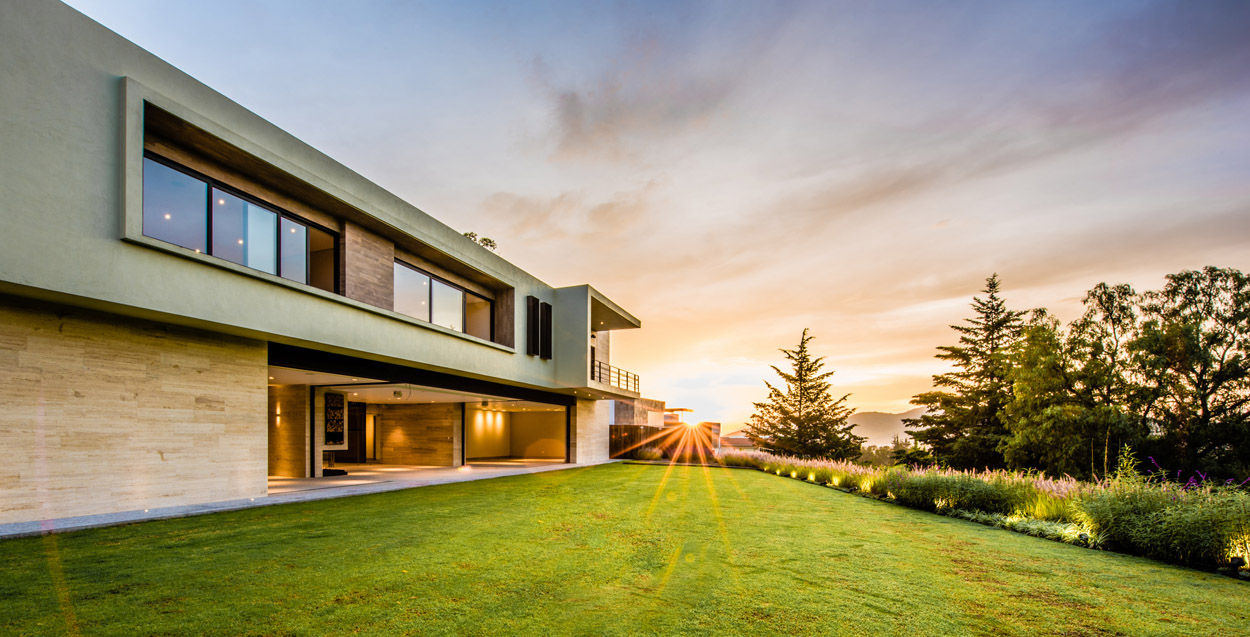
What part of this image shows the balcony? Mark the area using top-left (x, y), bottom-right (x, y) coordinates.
top-left (591, 360), bottom-right (639, 394)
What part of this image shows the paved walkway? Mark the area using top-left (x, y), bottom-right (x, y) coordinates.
top-left (0, 459), bottom-right (582, 539)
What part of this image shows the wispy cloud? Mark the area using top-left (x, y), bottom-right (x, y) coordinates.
top-left (68, 0), bottom-right (1250, 423)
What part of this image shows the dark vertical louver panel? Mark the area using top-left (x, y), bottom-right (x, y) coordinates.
top-left (539, 301), bottom-right (553, 360)
top-left (526, 295), bottom-right (540, 356)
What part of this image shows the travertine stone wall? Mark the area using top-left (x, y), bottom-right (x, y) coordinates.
top-left (614, 397), bottom-right (666, 427)
top-left (572, 398), bottom-right (610, 465)
top-left (0, 297), bottom-right (268, 525)
top-left (342, 222), bottom-right (395, 310)
top-left (267, 384), bottom-right (309, 478)
top-left (377, 403), bottom-right (461, 466)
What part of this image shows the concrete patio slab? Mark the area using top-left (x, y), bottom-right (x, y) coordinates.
top-left (0, 459), bottom-right (587, 540)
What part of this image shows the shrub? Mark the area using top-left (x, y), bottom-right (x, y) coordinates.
top-left (633, 447), bottom-right (664, 462)
top-left (1130, 489), bottom-right (1250, 568)
top-left (718, 447), bottom-right (1250, 571)
top-left (1073, 482), bottom-right (1173, 551)
top-left (718, 452), bottom-right (762, 469)
top-left (945, 509), bottom-right (1098, 548)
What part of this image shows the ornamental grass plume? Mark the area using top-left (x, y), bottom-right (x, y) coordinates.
top-left (716, 447), bottom-right (1250, 571)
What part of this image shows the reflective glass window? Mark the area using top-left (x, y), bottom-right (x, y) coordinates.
top-left (465, 294), bottom-right (492, 340)
top-left (142, 158), bottom-right (207, 252)
top-left (394, 262), bottom-right (430, 320)
top-left (308, 225), bottom-right (336, 292)
top-left (211, 188), bottom-right (277, 274)
top-left (280, 217), bottom-right (308, 284)
top-left (431, 279), bottom-right (464, 332)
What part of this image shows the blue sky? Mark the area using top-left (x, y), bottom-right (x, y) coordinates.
top-left (67, 0), bottom-right (1250, 429)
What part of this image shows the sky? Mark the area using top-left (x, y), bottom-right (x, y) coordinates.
top-left (66, 0), bottom-right (1250, 430)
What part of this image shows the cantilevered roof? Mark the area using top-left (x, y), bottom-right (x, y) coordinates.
top-left (589, 286), bottom-right (641, 331)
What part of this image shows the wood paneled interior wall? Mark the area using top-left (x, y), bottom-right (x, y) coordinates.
top-left (376, 402), bottom-right (462, 466)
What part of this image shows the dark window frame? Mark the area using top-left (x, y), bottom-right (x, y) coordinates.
top-left (142, 151), bottom-right (340, 293)
top-left (394, 258), bottom-right (494, 340)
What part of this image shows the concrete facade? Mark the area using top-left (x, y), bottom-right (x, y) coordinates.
top-left (0, 0), bottom-right (643, 525)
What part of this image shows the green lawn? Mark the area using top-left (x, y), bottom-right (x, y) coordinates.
top-left (2, 464), bottom-right (1246, 636)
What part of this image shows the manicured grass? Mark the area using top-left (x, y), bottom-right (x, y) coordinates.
top-left (1, 464), bottom-right (1246, 636)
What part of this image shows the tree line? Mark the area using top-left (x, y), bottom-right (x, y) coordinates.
top-left (908, 267), bottom-right (1250, 481)
top-left (744, 266), bottom-right (1249, 481)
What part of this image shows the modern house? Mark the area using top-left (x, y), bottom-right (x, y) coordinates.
top-left (719, 433), bottom-right (759, 453)
top-left (0, 1), bottom-right (643, 527)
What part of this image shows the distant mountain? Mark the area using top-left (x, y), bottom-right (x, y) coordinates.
top-left (848, 408), bottom-right (926, 447)
top-left (720, 407), bottom-right (925, 446)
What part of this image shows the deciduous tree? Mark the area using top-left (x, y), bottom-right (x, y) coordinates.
top-left (1001, 284), bottom-right (1149, 479)
top-left (1131, 267), bottom-right (1250, 478)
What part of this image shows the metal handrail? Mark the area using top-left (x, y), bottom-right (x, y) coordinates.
top-left (591, 359), bottom-right (639, 393)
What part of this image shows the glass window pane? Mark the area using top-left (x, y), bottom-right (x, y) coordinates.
top-left (465, 294), bottom-right (491, 340)
top-left (212, 188), bottom-right (276, 273)
top-left (308, 225), bottom-right (336, 292)
top-left (431, 279), bottom-right (464, 332)
top-left (280, 218), bottom-right (307, 284)
top-left (142, 158), bottom-right (207, 252)
top-left (393, 262), bottom-right (430, 320)
top-left (247, 206), bottom-right (277, 274)
top-left (211, 189), bottom-right (244, 264)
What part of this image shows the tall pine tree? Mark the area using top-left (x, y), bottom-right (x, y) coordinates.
top-left (907, 274), bottom-right (1025, 469)
top-left (746, 329), bottom-right (864, 460)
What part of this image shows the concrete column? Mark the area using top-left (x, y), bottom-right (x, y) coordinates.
top-left (572, 398), bottom-right (611, 465)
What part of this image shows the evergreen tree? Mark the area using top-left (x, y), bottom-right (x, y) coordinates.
top-left (907, 274), bottom-right (1025, 469)
top-left (746, 329), bottom-right (864, 460)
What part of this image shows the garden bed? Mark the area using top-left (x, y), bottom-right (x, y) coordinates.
top-left (719, 450), bottom-right (1250, 578)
